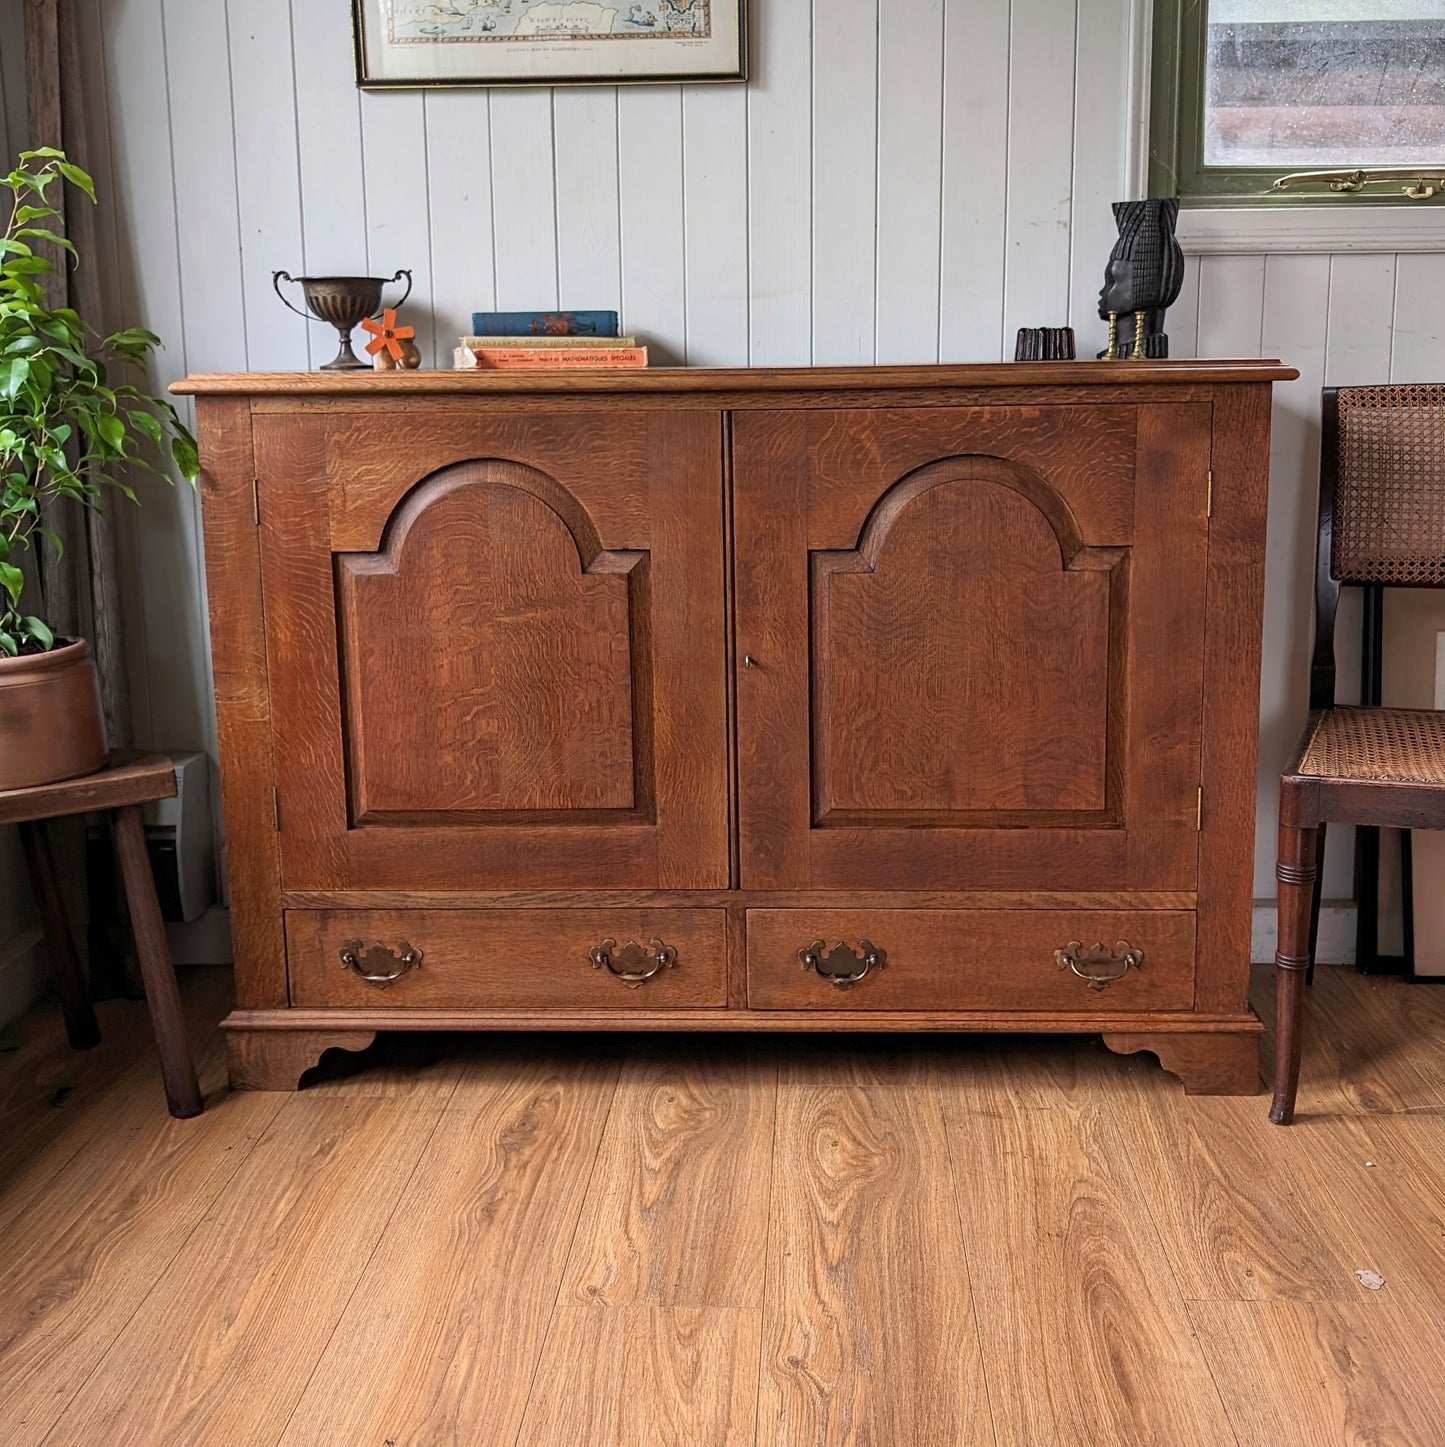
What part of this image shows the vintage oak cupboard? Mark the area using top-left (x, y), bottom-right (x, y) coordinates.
top-left (175, 361), bottom-right (1294, 1093)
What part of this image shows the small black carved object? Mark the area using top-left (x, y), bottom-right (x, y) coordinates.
top-left (1014, 326), bottom-right (1076, 362)
top-left (1098, 198), bottom-right (1184, 360)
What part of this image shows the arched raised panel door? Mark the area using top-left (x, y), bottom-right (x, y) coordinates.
top-left (254, 409), bottom-right (727, 890)
top-left (734, 404), bottom-right (1213, 892)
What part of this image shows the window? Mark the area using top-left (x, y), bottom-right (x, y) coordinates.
top-left (1152, 1), bottom-right (1445, 204)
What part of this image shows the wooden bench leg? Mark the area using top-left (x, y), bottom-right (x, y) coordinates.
top-left (111, 805), bottom-right (203, 1119)
top-left (19, 818), bottom-right (101, 1050)
top-left (1271, 820), bottom-right (1320, 1125)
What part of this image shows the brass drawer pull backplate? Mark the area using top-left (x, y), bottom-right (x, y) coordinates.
top-left (1055, 939), bottom-right (1143, 990)
top-left (339, 938), bottom-right (423, 987)
top-left (799, 939), bottom-right (885, 989)
top-left (590, 937), bottom-right (677, 987)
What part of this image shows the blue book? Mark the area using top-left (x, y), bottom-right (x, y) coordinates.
top-left (470, 310), bottom-right (619, 338)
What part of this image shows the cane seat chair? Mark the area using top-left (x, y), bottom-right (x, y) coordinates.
top-left (1272, 384), bottom-right (1445, 1124)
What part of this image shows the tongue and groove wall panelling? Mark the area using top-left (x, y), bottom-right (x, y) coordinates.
top-left (553, 89), bottom-right (622, 351)
top-left (102, 0), bottom-right (210, 761)
top-left (938, 0), bottom-right (1009, 363)
top-left (875, 0), bottom-right (944, 364)
top-left (620, 87), bottom-right (686, 367)
top-left (426, 88), bottom-right (499, 364)
top-left (1069, 0), bottom-right (1141, 359)
top-left (1258, 256), bottom-right (1331, 903)
top-left (157, 0), bottom-right (242, 789)
top-left (811, 0), bottom-right (878, 366)
top-left (1390, 254), bottom-right (1445, 384)
top-left (225, 0), bottom-right (308, 373)
top-left (1002, 0), bottom-right (1079, 351)
top-left (293, 0), bottom-right (370, 301)
top-left (361, 85), bottom-right (436, 367)
top-left (747, 0), bottom-right (811, 366)
top-left (489, 87), bottom-right (561, 313)
top-left (682, 81), bottom-right (749, 367)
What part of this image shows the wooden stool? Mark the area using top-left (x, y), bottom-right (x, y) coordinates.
top-left (0, 751), bottom-right (203, 1118)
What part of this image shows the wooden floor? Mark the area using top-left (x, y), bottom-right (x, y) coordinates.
top-left (3, 967), bottom-right (1445, 1445)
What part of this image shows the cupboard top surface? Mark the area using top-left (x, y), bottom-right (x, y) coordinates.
top-left (172, 359), bottom-right (1297, 397)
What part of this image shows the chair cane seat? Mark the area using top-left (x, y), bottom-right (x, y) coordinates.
top-left (1296, 706), bottom-right (1445, 786)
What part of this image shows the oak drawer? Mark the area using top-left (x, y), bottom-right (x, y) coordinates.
top-left (747, 909), bottom-right (1195, 1011)
top-left (286, 909), bottom-right (727, 1008)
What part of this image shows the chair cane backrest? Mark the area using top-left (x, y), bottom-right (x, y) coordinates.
top-left (1331, 384), bottom-right (1445, 587)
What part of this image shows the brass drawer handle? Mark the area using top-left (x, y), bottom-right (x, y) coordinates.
top-left (799, 939), bottom-right (884, 989)
top-left (1055, 940), bottom-right (1143, 990)
top-left (590, 937), bottom-right (677, 988)
top-left (339, 938), bottom-right (423, 987)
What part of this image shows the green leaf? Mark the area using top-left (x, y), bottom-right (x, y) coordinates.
top-left (128, 409), bottom-right (163, 446)
top-left (0, 357), bottom-right (30, 400)
top-left (0, 632), bottom-right (16, 658)
top-left (56, 161), bottom-right (96, 202)
top-left (95, 413), bottom-right (125, 451)
top-left (12, 205), bottom-right (58, 225)
top-left (0, 561), bottom-right (24, 604)
top-left (14, 227), bottom-right (77, 258)
top-left (171, 430), bottom-right (200, 481)
top-left (21, 615), bottom-right (52, 649)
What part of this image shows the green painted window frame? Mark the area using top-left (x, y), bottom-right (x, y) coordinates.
top-left (1149, 0), bottom-right (1445, 207)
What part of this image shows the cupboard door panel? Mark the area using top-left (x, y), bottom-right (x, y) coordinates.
top-left (258, 408), bottom-right (727, 891)
top-left (734, 404), bottom-right (1211, 892)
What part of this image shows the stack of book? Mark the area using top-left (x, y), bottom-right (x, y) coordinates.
top-left (453, 311), bottom-right (647, 370)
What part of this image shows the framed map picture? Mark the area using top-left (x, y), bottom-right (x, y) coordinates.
top-left (353, 0), bottom-right (747, 88)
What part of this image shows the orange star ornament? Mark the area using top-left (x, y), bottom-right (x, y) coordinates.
top-left (360, 308), bottom-right (417, 365)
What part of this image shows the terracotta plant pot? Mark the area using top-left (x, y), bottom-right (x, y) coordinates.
top-left (0, 637), bottom-right (107, 791)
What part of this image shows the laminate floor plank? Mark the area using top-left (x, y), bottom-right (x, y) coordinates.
top-left (941, 1039), bottom-right (1237, 1445)
top-left (41, 1097), bottom-right (442, 1447)
top-left (758, 1083), bottom-right (992, 1445)
top-left (1191, 1296), bottom-right (1445, 1446)
top-left (276, 1052), bottom-right (620, 1447)
top-left (1252, 962), bottom-right (1445, 1117)
top-left (1107, 1060), bottom-right (1397, 1303)
top-left (6, 965), bottom-right (1445, 1445)
top-left (516, 1306), bottom-right (762, 1447)
top-left (0, 967), bottom-right (232, 1238)
top-left (560, 1038), bottom-right (777, 1308)
top-left (0, 1088), bottom-right (283, 1444)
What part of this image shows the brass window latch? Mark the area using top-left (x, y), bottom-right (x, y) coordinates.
top-left (1274, 168), bottom-right (1445, 201)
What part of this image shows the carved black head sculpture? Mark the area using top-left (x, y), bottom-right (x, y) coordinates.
top-left (1098, 198), bottom-right (1184, 360)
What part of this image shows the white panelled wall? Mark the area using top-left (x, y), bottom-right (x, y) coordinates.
top-left (38, 0), bottom-right (1445, 948)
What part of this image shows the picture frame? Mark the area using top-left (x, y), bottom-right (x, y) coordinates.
top-left (352, 0), bottom-right (747, 89)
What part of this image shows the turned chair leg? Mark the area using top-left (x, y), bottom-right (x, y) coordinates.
top-left (111, 805), bottom-right (203, 1119)
top-left (18, 819), bottom-right (102, 1050)
top-left (1272, 819), bottom-right (1320, 1124)
top-left (1305, 821), bottom-right (1327, 987)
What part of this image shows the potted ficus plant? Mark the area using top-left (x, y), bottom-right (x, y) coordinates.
top-left (0, 147), bottom-right (197, 791)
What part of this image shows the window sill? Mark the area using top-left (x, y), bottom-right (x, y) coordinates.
top-left (1176, 205), bottom-right (1445, 255)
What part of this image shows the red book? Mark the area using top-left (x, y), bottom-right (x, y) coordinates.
top-left (454, 345), bottom-right (647, 370)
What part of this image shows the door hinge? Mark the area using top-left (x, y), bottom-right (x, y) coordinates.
top-left (1196, 786), bottom-right (1204, 831)
top-left (251, 476), bottom-right (262, 526)
top-left (272, 787), bottom-right (281, 832)
top-left (1206, 470), bottom-right (1213, 518)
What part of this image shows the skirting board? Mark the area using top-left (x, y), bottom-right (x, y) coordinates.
top-left (1252, 901), bottom-right (1355, 967)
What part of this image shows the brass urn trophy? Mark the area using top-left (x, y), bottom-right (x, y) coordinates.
top-left (272, 269), bottom-right (413, 370)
